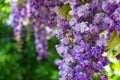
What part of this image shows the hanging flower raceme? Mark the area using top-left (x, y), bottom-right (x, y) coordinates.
top-left (10, 0), bottom-right (62, 60)
top-left (56, 0), bottom-right (109, 80)
top-left (11, 0), bottom-right (30, 42)
top-left (29, 0), bottom-right (63, 60)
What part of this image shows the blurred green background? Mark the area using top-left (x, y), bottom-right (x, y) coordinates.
top-left (0, 0), bottom-right (120, 80)
top-left (0, 0), bottom-right (60, 80)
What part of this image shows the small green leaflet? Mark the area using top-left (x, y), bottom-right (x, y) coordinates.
top-left (58, 4), bottom-right (71, 15)
top-left (67, 13), bottom-right (72, 20)
top-left (59, 4), bottom-right (72, 20)
top-left (116, 44), bottom-right (120, 55)
top-left (107, 30), bottom-right (120, 56)
top-left (107, 30), bottom-right (117, 49)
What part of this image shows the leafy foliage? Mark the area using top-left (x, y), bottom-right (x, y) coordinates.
top-left (107, 30), bottom-right (120, 57)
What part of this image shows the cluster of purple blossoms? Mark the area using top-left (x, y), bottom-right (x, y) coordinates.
top-left (56, 0), bottom-right (109, 80)
top-left (11, 0), bottom-right (61, 60)
top-left (29, 0), bottom-right (63, 60)
top-left (102, 0), bottom-right (120, 37)
top-left (11, 0), bottom-right (30, 42)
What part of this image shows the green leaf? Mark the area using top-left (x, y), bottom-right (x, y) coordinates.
top-left (109, 35), bottom-right (120, 51)
top-left (107, 33), bottom-right (120, 56)
top-left (107, 30), bottom-right (117, 49)
top-left (67, 13), bottom-right (72, 20)
top-left (116, 44), bottom-right (120, 54)
top-left (59, 4), bottom-right (71, 15)
top-left (101, 30), bottom-right (107, 36)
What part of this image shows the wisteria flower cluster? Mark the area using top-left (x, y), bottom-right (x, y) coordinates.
top-left (11, 0), bottom-right (61, 60)
top-left (10, 0), bottom-right (30, 42)
top-left (56, 0), bottom-right (110, 80)
top-left (102, 0), bottom-right (120, 36)
top-left (10, 0), bottom-right (120, 80)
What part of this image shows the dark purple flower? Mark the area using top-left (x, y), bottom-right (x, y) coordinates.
top-left (116, 53), bottom-right (120, 60)
top-left (100, 57), bottom-right (109, 66)
top-left (94, 63), bottom-right (104, 73)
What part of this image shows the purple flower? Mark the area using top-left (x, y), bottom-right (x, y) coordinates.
top-left (100, 57), bottom-right (109, 66)
top-left (73, 22), bottom-right (89, 33)
top-left (100, 75), bottom-right (108, 80)
top-left (73, 45), bottom-right (84, 53)
top-left (113, 7), bottom-right (120, 21)
top-left (116, 53), bottom-right (120, 60)
top-left (115, 25), bottom-right (120, 36)
top-left (5, 37), bottom-right (11, 43)
top-left (75, 72), bottom-right (87, 80)
top-left (77, 3), bottom-right (90, 18)
top-left (61, 37), bottom-right (70, 46)
top-left (80, 60), bottom-right (92, 68)
top-left (93, 13), bottom-right (105, 25)
top-left (94, 63), bottom-right (104, 73)
top-left (91, 46), bottom-right (103, 57)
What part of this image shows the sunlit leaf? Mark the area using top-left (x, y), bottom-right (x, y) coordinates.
top-left (107, 30), bottom-right (120, 57)
top-left (5, 0), bottom-right (10, 3)
top-left (67, 13), bottom-right (72, 20)
top-left (109, 35), bottom-right (120, 52)
top-left (116, 45), bottom-right (120, 54)
top-left (59, 4), bottom-right (71, 15)
top-left (107, 30), bottom-right (117, 49)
